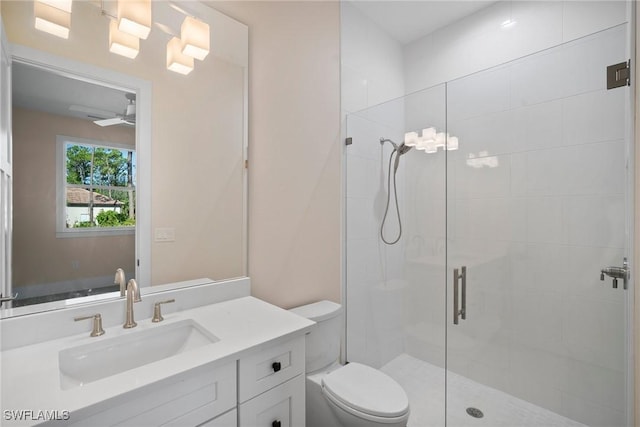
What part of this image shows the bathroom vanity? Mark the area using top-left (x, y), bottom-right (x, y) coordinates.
top-left (1, 286), bottom-right (314, 426)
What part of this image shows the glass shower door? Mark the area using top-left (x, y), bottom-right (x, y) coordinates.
top-left (445, 24), bottom-right (631, 426)
top-left (345, 84), bottom-right (448, 426)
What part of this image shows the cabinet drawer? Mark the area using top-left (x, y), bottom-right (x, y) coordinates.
top-left (186, 408), bottom-right (237, 427)
top-left (239, 375), bottom-right (305, 427)
top-left (69, 361), bottom-right (236, 426)
top-left (238, 336), bottom-right (305, 403)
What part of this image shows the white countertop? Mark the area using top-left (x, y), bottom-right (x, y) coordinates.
top-left (0, 296), bottom-right (315, 426)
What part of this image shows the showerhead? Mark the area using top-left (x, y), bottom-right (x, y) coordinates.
top-left (380, 137), bottom-right (413, 172)
top-left (396, 142), bottom-right (412, 156)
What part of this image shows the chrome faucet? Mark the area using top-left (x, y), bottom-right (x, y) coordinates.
top-left (123, 279), bottom-right (141, 329)
top-left (114, 268), bottom-right (126, 297)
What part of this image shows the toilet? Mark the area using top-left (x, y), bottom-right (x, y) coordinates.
top-left (290, 301), bottom-right (410, 427)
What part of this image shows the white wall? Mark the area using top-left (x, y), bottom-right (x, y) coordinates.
top-left (210, 1), bottom-right (342, 308)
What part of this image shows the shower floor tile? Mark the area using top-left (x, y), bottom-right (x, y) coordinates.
top-left (381, 353), bottom-right (586, 427)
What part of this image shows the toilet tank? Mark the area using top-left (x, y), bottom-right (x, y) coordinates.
top-left (289, 300), bottom-right (343, 373)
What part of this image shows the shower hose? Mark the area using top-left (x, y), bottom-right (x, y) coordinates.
top-left (380, 148), bottom-right (402, 245)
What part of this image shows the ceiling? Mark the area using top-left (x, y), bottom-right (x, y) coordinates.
top-left (12, 62), bottom-right (132, 123)
top-left (349, 0), bottom-right (497, 44)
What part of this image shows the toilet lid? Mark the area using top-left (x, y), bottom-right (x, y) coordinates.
top-left (321, 363), bottom-right (409, 418)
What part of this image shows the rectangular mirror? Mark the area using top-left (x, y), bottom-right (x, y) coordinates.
top-left (0, 0), bottom-right (248, 316)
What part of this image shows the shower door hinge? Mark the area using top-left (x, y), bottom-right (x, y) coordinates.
top-left (607, 60), bottom-right (630, 89)
top-left (345, 137), bottom-right (353, 146)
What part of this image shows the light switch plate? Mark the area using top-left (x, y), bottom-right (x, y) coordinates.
top-left (155, 227), bottom-right (175, 242)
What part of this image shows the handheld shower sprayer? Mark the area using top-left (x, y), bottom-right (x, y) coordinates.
top-left (380, 137), bottom-right (412, 245)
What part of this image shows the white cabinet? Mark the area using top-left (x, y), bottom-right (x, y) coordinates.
top-left (238, 336), bottom-right (306, 427)
top-left (238, 336), bottom-right (305, 403)
top-left (67, 361), bottom-right (236, 427)
top-left (63, 335), bottom-right (306, 427)
top-left (238, 375), bottom-right (305, 427)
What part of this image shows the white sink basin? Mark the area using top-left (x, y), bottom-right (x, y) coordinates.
top-left (58, 319), bottom-right (219, 390)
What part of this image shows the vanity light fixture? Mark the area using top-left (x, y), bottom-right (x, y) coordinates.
top-left (117, 0), bottom-right (152, 40)
top-left (167, 37), bottom-right (194, 75)
top-left (34, 0), bottom-right (71, 39)
top-left (180, 16), bottom-right (210, 60)
top-left (109, 20), bottom-right (140, 59)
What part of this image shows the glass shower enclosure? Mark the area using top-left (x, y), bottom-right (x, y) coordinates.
top-left (345, 24), bottom-right (632, 427)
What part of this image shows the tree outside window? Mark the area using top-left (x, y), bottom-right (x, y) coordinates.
top-left (61, 138), bottom-right (136, 232)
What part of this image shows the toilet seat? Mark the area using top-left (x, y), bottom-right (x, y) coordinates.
top-left (321, 363), bottom-right (409, 423)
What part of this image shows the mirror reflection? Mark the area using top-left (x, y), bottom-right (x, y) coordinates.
top-left (12, 62), bottom-right (136, 306)
top-left (1, 0), bottom-right (248, 315)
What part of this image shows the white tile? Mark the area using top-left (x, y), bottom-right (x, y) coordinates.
top-left (562, 1), bottom-right (628, 42)
top-left (403, 85), bottom-right (446, 134)
top-left (509, 48), bottom-right (567, 107)
top-left (447, 65), bottom-right (510, 122)
top-left (346, 154), bottom-right (377, 199)
top-left (346, 237), bottom-right (384, 284)
top-left (346, 196), bottom-right (377, 240)
top-left (340, 2), bottom-right (369, 72)
top-left (511, 99), bottom-right (564, 153)
top-left (511, 243), bottom-right (571, 295)
top-left (450, 109), bottom-right (516, 159)
top-left (562, 89), bottom-right (626, 146)
top-left (510, 154), bottom-right (527, 197)
top-left (562, 295), bottom-right (626, 371)
top-left (563, 358), bottom-right (626, 412)
top-left (341, 64), bottom-right (368, 114)
top-left (451, 197), bottom-right (513, 242)
top-left (566, 195), bottom-right (625, 248)
top-left (525, 197), bottom-right (568, 244)
top-left (450, 152), bottom-right (511, 199)
top-left (524, 141), bottom-right (625, 196)
top-left (511, 1), bottom-right (563, 59)
top-left (403, 34), bottom-right (436, 95)
top-left (382, 354), bottom-right (587, 427)
top-left (561, 391), bottom-right (626, 427)
top-left (510, 292), bottom-right (563, 351)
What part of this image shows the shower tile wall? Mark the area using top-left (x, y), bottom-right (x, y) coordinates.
top-left (403, 1), bottom-right (629, 94)
top-left (340, 1), bottom-right (405, 115)
top-left (343, 2), bottom-right (630, 426)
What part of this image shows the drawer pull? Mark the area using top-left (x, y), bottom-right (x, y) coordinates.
top-left (272, 421), bottom-right (282, 427)
top-left (272, 362), bottom-right (282, 372)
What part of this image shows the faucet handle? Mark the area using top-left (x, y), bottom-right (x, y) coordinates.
top-left (152, 299), bottom-right (175, 323)
top-left (75, 313), bottom-right (105, 337)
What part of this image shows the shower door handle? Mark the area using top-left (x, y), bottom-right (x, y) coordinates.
top-left (453, 266), bottom-right (467, 325)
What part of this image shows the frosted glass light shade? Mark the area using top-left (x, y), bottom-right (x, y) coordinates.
top-left (34, 1), bottom-right (70, 39)
top-left (416, 138), bottom-right (434, 151)
top-left (117, 0), bottom-right (151, 40)
top-left (109, 20), bottom-right (139, 59)
top-left (421, 127), bottom-right (436, 141)
top-left (404, 131), bottom-right (419, 147)
top-left (181, 17), bottom-right (210, 60)
top-left (167, 37), bottom-right (194, 75)
top-left (38, 0), bottom-right (72, 13)
top-left (424, 141), bottom-right (438, 153)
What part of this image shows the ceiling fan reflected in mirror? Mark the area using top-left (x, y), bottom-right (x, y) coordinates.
top-left (93, 93), bottom-right (136, 127)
